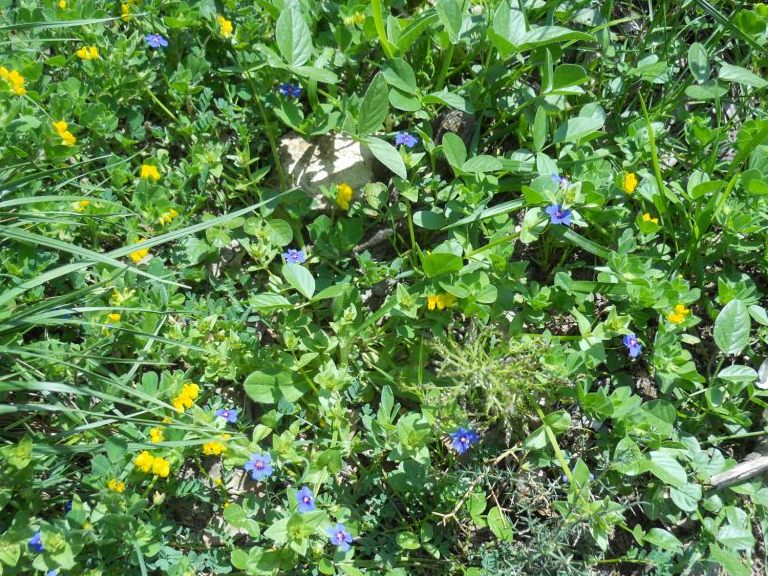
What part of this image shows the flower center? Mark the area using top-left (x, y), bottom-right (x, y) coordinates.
top-left (255, 461), bottom-right (264, 470)
top-left (303, 496), bottom-right (311, 504)
top-left (460, 436), bottom-right (468, 444)
top-left (337, 531), bottom-right (345, 540)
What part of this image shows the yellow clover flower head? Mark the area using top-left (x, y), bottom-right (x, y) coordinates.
top-left (106, 313), bottom-right (122, 323)
top-left (134, 450), bottom-right (154, 473)
top-left (157, 208), bottom-right (179, 226)
top-left (427, 293), bottom-right (456, 311)
top-left (73, 200), bottom-right (90, 213)
top-left (642, 212), bottom-right (658, 224)
top-left (202, 440), bottom-right (227, 456)
top-left (172, 382), bottom-right (200, 413)
top-left (76, 46), bottom-right (99, 60)
top-left (336, 182), bottom-right (353, 210)
top-left (129, 239), bottom-right (150, 264)
top-left (667, 303), bottom-right (691, 324)
top-left (58, 0), bottom-right (66, 8)
top-left (151, 457), bottom-right (170, 478)
top-left (343, 12), bottom-right (366, 26)
top-left (107, 478), bottom-right (125, 493)
top-left (623, 172), bottom-right (638, 195)
top-left (149, 427), bottom-right (164, 443)
top-left (2, 68), bottom-right (27, 95)
top-left (140, 163), bottom-right (161, 181)
top-left (217, 15), bottom-right (233, 38)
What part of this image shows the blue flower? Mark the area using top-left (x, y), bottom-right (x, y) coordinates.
top-left (449, 428), bottom-right (479, 454)
top-left (28, 531), bottom-right (44, 553)
top-left (551, 173), bottom-right (569, 188)
top-left (395, 132), bottom-right (419, 148)
top-left (622, 334), bottom-right (642, 358)
top-left (279, 82), bottom-right (302, 98)
top-left (545, 204), bottom-right (572, 226)
top-left (326, 523), bottom-right (353, 551)
top-left (244, 452), bottom-right (273, 481)
top-left (295, 486), bottom-right (316, 513)
top-left (63, 500), bottom-right (72, 513)
top-left (282, 249), bottom-right (306, 264)
top-left (215, 408), bottom-right (238, 423)
top-left (145, 34), bottom-right (169, 48)
top-left (47, 570), bottom-right (59, 576)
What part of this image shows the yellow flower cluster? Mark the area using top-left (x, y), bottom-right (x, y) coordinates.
top-left (52, 120), bottom-right (76, 146)
top-left (107, 478), bottom-right (125, 493)
top-left (642, 213), bottom-right (658, 224)
top-left (140, 163), bottom-right (161, 181)
top-left (0, 66), bottom-right (27, 95)
top-left (202, 436), bottom-right (229, 456)
top-left (172, 383), bottom-right (200, 413)
top-left (58, 0), bottom-right (66, 8)
top-left (106, 313), bottom-right (121, 323)
top-left (134, 450), bottom-right (170, 477)
top-left (623, 172), bottom-right (638, 194)
top-left (149, 427), bottom-right (164, 443)
top-left (336, 182), bottom-right (353, 210)
top-left (667, 304), bottom-right (691, 324)
top-left (120, 0), bottom-right (137, 21)
top-left (343, 12), bottom-right (366, 26)
top-left (76, 46), bottom-right (100, 61)
top-left (217, 15), bottom-right (233, 38)
top-left (157, 208), bottom-right (179, 226)
top-left (427, 293), bottom-right (456, 311)
top-left (73, 200), bottom-right (90, 212)
top-left (129, 239), bottom-right (150, 264)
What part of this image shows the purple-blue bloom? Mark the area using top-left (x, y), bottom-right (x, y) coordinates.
top-left (545, 204), bottom-right (572, 226)
top-left (28, 531), bottom-right (44, 553)
top-left (145, 34), bottom-right (169, 48)
top-left (622, 334), bottom-right (642, 358)
top-left (326, 523), bottom-right (353, 551)
top-left (449, 427), bottom-right (479, 454)
top-left (244, 452), bottom-right (273, 481)
top-left (47, 570), bottom-right (59, 576)
top-left (296, 486), bottom-right (316, 513)
top-left (282, 249), bottom-right (306, 264)
top-left (215, 408), bottom-right (238, 423)
top-left (551, 173), bottom-right (569, 188)
top-left (279, 82), bottom-right (302, 98)
top-left (395, 132), bottom-right (419, 148)
top-left (64, 500), bottom-right (72, 513)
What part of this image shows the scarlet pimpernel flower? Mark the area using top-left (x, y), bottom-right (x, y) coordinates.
top-left (296, 486), bottom-right (316, 513)
top-left (545, 204), bottom-right (572, 226)
top-left (244, 452), bottom-right (273, 481)
top-left (215, 408), bottom-right (238, 423)
top-left (449, 428), bottom-right (479, 454)
top-left (326, 524), bottom-right (353, 551)
top-left (622, 334), bottom-right (642, 358)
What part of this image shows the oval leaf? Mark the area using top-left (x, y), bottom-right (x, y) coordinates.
top-left (714, 299), bottom-right (750, 355)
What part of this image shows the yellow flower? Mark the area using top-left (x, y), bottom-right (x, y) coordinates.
top-left (202, 440), bottom-right (227, 456)
top-left (172, 383), bottom-right (200, 413)
top-left (343, 12), bottom-right (366, 26)
top-left (149, 427), bottom-right (164, 443)
top-left (667, 304), bottom-right (691, 324)
top-left (6, 70), bottom-right (26, 95)
top-left (106, 313), bottom-right (121, 323)
top-left (182, 382), bottom-right (199, 399)
top-left (140, 163), bottom-right (161, 181)
top-left (336, 182), bottom-right (353, 210)
top-left (213, 477), bottom-right (223, 487)
top-left (129, 240), bottom-right (150, 264)
top-left (73, 199), bottom-right (90, 212)
top-left (161, 416), bottom-right (172, 424)
top-left (59, 0), bottom-right (66, 8)
top-left (642, 212), bottom-right (658, 224)
top-left (0, 67), bottom-right (8, 79)
top-left (623, 172), bottom-right (638, 195)
top-left (53, 120), bottom-right (68, 134)
top-left (134, 450), bottom-right (155, 473)
top-left (76, 46), bottom-right (99, 60)
top-left (107, 478), bottom-right (125, 493)
top-left (217, 15), bottom-right (233, 37)
top-left (120, 2), bottom-right (131, 20)
top-left (152, 457), bottom-right (170, 478)
top-left (427, 293), bottom-right (456, 311)
top-left (157, 208), bottom-right (179, 226)
top-left (60, 130), bottom-right (76, 146)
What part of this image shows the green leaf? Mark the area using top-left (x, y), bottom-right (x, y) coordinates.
top-left (717, 525), bottom-right (755, 551)
top-left (435, 0), bottom-right (463, 43)
top-left (554, 115), bottom-right (604, 144)
top-left (423, 90), bottom-right (474, 113)
top-left (282, 263), bottom-right (315, 300)
top-left (685, 80), bottom-right (728, 100)
top-left (267, 219), bottom-right (293, 246)
top-left (688, 43), bottom-right (710, 82)
top-left (533, 106), bottom-right (547, 151)
top-left (518, 26), bottom-right (593, 51)
top-left (250, 293), bottom-right (292, 310)
top-left (358, 73), bottom-right (389, 136)
top-left (365, 136), bottom-right (407, 179)
top-left (244, 368), bottom-right (308, 404)
top-left (442, 132), bottom-right (467, 169)
top-left (421, 252), bottom-right (462, 277)
top-left (382, 59), bottom-right (417, 94)
top-left (396, 531), bottom-right (420, 550)
top-left (275, 7), bottom-right (312, 66)
top-left (488, 0), bottom-right (526, 55)
top-left (413, 211), bottom-right (447, 230)
top-left (487, 506), bottom-right (514, 541)
top-left (644, 528), bottom-right (683, 552)
top-left (290, 65), bottom-right (338, 84)
top-left (643, 451), bottom-right (687, 487)
top-left (717, 364), bottom-right (758, 383)
top-left (462, 155), bottom-right (502, 173)
top-left (714, 299), bottom-right (751, 355)
top-left (708, 543), bottom-right (751, 576)
top-left (549, 64), bottom-right (588, 94)
top-left (669, 483), bottom-right (702, 512)
top-left (719, 62), bottom-right (768, 88)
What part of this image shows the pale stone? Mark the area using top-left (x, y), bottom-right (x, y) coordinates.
top-left (278, 132), bottom-right (375, 209)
